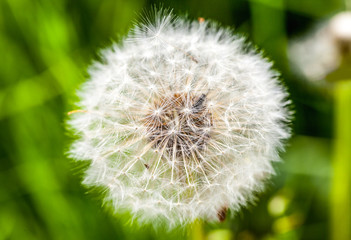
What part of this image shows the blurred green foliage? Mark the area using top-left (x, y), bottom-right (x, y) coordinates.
top-left (0, 0), bottom-right (347, 239)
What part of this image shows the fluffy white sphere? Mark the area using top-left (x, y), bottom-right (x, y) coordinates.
top-left (68, 11), bottom-right (291, 228)
top-left (289, 11), bottom-right (351, 81)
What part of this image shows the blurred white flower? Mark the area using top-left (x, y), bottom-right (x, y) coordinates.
top-left (289, 11), bottom-right (351, 81)
top-left (68, 10), bottom-right (291, 228)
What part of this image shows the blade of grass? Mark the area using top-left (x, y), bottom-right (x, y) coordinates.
top-left (331, 80), bottom-right (351, 240)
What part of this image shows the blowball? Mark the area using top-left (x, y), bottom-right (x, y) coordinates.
top-left (68, 11), bottom-right (291, 228)
top-left (289, 11), bottom-right (351, 81)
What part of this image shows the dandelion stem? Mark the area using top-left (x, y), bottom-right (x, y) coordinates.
top-left (189, 220), bottom-right (205, 240)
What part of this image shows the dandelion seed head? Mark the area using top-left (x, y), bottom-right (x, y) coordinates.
top-left (289, 11), bottom-right (351, 81)
top-left (68, 9), bottom-right (291, 228)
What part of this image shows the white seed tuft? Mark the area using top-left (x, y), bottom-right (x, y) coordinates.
top-left (68, 10), bottom-right (291, 228)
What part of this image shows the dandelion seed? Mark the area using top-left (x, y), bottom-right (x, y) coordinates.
top-left (68, 9), bottom-right (291, 228)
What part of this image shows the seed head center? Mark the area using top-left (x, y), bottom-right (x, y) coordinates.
top-left (144, 93), bottom-right (212, 157)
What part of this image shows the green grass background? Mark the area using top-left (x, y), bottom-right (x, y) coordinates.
top-left (0, 0), bottom-right (348, 239)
